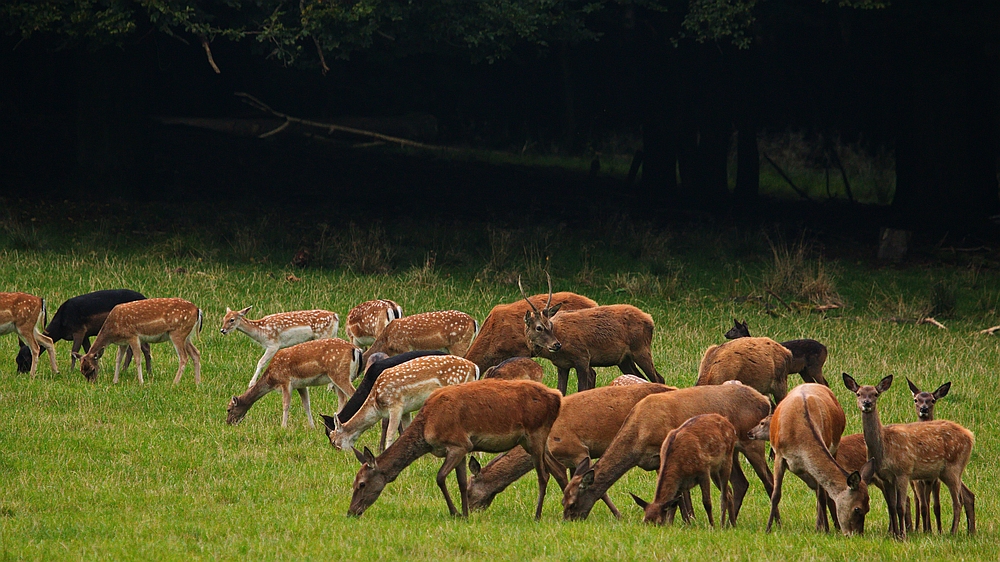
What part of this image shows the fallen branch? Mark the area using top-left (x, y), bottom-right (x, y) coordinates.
top-left (979, 325), bottom-right (1000, 335)
top-left (765, 289), bottom-right (793, 312)
top-left (258, 120), bottom-right (290, 139)
top-left (201, 36), bottom-right (221, 74)
top-left (917, 317), bottom-right (947, 329)
top-left (761, 152), bottom-right (812, 201)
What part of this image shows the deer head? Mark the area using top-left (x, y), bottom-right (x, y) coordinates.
top-left (325, 414), bottom-right (355, 450)
top-left (906, 378), bottom-right (950, 420)
top-left (562, 457), bottom-right (595, 520)
top-left (78, 352), bottom-right (100, 382)
top-left (520, 273), bottom-right (563, 353)
top-left (747, 414), bottom-right (772, 440)
top-left (842, 372), bottom-right (893, 413)
top-left (348, 446), bottom-right (387, 517)
top-left (226, 396), bottom-right (248, 425)
top-left (220, 306), bottom-right (252, 334)
top-left (724, 319), bottom-right (750, 339)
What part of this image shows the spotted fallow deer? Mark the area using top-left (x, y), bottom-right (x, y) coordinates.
top-left (843, 373), bottom-right (975, 538)
top-left (0, 292), bottom-right (58, 377)
top-left (347, 379), bottom-right (562, 520)
top-left (225, 338), bottom-right (360, 428)
top-left (323, 354), bottom-right (480, 452)
top-left (345, 299), bottom-right (403, 348)
top-left (77, 298), bottom-right (202, 385)
top-left (220, 306), bottom-right (339, 388)
top-left (361, 310), bottom-right (479, 364)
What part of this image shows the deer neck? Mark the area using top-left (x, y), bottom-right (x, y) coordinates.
top-left (861, 407), bottom-right (886, 469)
top-left (236, 317), bottom-right (272, 343)
top-left (374, 417), bottom-right (432, 483)
top-left (239, 377), bottom-right (276, 407)
top-left (340, 395), bottom-right (386, 441)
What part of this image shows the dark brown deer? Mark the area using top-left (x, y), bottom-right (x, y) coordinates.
top-left (464, 291), bottom-right (597, 371)
top-left (907, 377), bottom-right (952, 533)
top-left (843, 373), bottom-right (975, 538)
top-left (630, 413), bottom-right (737, 527)
top-left (520, 277), bottom-right (663, 393)
top-left (561, 383), bottom-right (772, 521)
top-left (723, 319), bottom-right (829, 385)
top-left (347, 379), bottom-right (561, 520)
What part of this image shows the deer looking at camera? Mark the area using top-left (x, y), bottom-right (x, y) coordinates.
top-left (906, 378), bottom-right (961, 533)
top-left (724, 319), bottom-right (829, 386)
top-left (77, 298), bottom-right (202, 385)
top-left (843, 373), bottom-right (975, 538)
top-left (520, 276), bottom-right (663, 394)
top-left (345, 299), bottom-right (403, 348)
top-left (361, 310), bottom-right (479, 365)
top-left (0, 292), bottom-right (58, 377)
top-left (220, 306), bottom-right (339, 388)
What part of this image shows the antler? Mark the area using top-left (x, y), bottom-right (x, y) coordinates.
top-left (518, 275), bottom-right (540, 314)
top-left (545, 271), bottom-right (553, 310)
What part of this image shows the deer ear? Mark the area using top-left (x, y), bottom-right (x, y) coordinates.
top-left (842, 372), bottom-right (860, 393)
top-left (545, 303), bottom-right (563, 317)
top-left (352, 446), bottom-right (367, 465)
top-left (630, 492), bottom-right (649, 510)
top-left (524, 311), bottom-right (533, 325)
top-left (238, 306), bottom-right (252, 317)
top-left (934, 382), bottom-right (951, 400)
top-left (580, 469), bottom-right (595, 489)
top-left (225, 307), bottom-right (232, 314)
top-left (320, 414), bottom-right (338, 437)
top-left (71, 351), bottom-right (82, 361)
top-left (573, 457), bottom-right (591, 477)
top-left (469, 456), bottom-right (482, 476)
top-left (906, 377), bottom-right (920, 396)
top-left (846, 470), bottom-right (862, 490)
top-left (860, 457), bottom-right (877, 485)
top-left (876, 375), bottom-right (893, 394)
top-left (363, 446), bottom-right (377, 466)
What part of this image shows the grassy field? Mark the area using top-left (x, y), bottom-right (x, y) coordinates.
top-left (1, 221), bottom-right (998, 561)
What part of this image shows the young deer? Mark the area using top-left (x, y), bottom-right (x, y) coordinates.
top-left (78, 298), bottom-right (202, 384)
top-left (843, 373), bottom-right (975, 538)
top-left (723, 319), bottom-right (829, 385)
top-left (347, 379), bottom-right (562, 520)
top-left (630, 413), bottom-right (737, 527)
top-left (220, 306), bottom-right (339, 388)
top-left (562, 383), bottom-right (773, 521)
top-left (466, 382), bottom-right (675, 514)
top-left (766, 384), bottom-right (876, 535)
top-left (0, 292), bottom-right (58, 377)
top-left (481, 356), bottom-right (544, 382)
top-left (463, 290), bottom-right (598, 370)
top-left (226, 338), bottom-right (360, 428)
top-left (610, 374), bottom-right (651, 386)
top-left (324, 354), bottom-right (480, 451)
top-left (360, 310), bottom-right (479, 365)
top-left (345, 299), bottom-right (402, 348)
top-left (907, 378), bottom-right (953, 533)
top-left (520, 278), bottom-right (663, 393)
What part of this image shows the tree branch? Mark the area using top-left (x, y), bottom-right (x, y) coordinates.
top-left (201, 36), bottom-right (221, 74)
top-left (761, 152), bottom-right (812, 201)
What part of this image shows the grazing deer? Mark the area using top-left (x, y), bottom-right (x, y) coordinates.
top-left (220, 306), bottom-right (339, 388)
top-left (907, 378), bottom-right (953, 533)
top-left (361, 310), bottom-right (479, 365)
top-left (77, 298), bottom-right (202, 384)
top-left (0, 292), bottom-right (58, 377)
top-left (723, 319), bottom-right (829, 385)
top-left (226, 338), bottom-right (360, 428)
top-left (630, 413), bottom-right (737, 527)
top-left (481, 357), bottom-right (544, 382)
top-left (15, 289), bottom-right (151, 373)
top-left (697, 337), bottom-right (793, 404)
top-left (464, 291), bottom-right (598, 370)
top-left (345, 299), bottom-right (403, 348)
top-left (324, 354), bottom-right (480, 452)
top-left (347, 379), bottom-right (562, 520)
top-left (466, 382), bottom-right (675, 514)
top-left (520, 278), bottom-right (663, 394)
top-left (562, 383), bottom-right (772, 521)
top-left (843, 373), bottom-right (975, 538)
top-left (765, 383), bottom-right (876, 535)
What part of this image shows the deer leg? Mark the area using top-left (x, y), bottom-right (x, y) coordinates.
top-left (169, 331), bottom-right (190, 385)
top-left (700, 474), bottom-right (715, 528)
top-left (716, 455), bottom-right (735, 527)
top-left (455, 454), bottom-right (470, 518)
top-left (939, 473), bottom-right (964, 535)
top-left (129, 339), bottom-right (144, 384)
top-left (141, 342), bottom-right (152, 375)
top-left (16, 326), bottom-right (41, 378)
top-left (399, 411), bottom-right (413, 432)
top-left (616, 359), bottom-right (639, 376)
top-left (113, 346), bottom-right (126, 383)
top-left (121, 344), bottom-right (134, 373)
top-left (903, 487), bottom-right (913, 534)
top-left (961, 483), bottom-right (975, 535)
top-left (71, 333), bottom-right (86, 369)
top-left (525, 440), bottom-right (550, 521)
top-left (632, 350), bottom-right (664, 384)
top-left (741, 439), bottom-right (775, 502)
top-left (931, 480), bottom-right (941, 533)
top-left (573, 363), bottom-right (590, 393)
top-left (729, 457), bottom-right (750, 521)
top-left (556, 367), bottom-right (569, 395)
top-left (35, 329), bottom-right (58, 374)
top-left (815, 487), bottom-right (829, 533)
top-left (250, 346), bottom-right (278, 389)
top-left (766, 456), bottom-right (786, 532)
top-left (893, 478), bottom-right (909, 539)
top-left (436, 449), bottom-right (466, 517)
top-left (185, 338), bottom-right (201, 385)
top-left (280, 385), bottom-right (292, 428)
top-left (383, 407), bottom-right (404, 452)
top-left (379, 418), bottom-right (389, 453)
top-left (297, 387), bottom-right (314, 428)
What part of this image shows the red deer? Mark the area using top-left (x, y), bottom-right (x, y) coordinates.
top-left (907, 378), bottom-right (955, 533)
top-left (724, 319), bottom-right (829, 385)
top-left (765, 383), bottom-right (876, 535)
top-left (696, 337), bottom-right (793, 404)
top-left (463, 291), bottom-right (597, 370)
top-left (361, 310), bottom-right (479, 364)
top-left (561, 383), bottom-right (772, 521)
top-left (843, 373), bottom-right (975, 538)
top-left (481, 356), bottom-right (544, 382)
top-left (0, 292), bottom-right (58, 377)
top-left (630, 413), bottom-right (737, 527)
top-left (520, 278), bottom-right (663, 394)
top-left (466, 383), bottom-right (675, 514)
top-left (345, 299), bottom-right (403, 348)
top-left (220, 306), bottom-right (338, 388)
top-left (226, 338), bottom-right (360, 427)
top-left (347, 379), bottom-right (562, 520)
top-left (15, 289), bottom-right (150, 373)
top-left (77, 298), bottom-right (202, 385)
top-left (325, 355), bottom-right (479, 451)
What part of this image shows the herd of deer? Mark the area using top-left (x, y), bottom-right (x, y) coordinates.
top-left (0, 277), bottom-right (977, 539)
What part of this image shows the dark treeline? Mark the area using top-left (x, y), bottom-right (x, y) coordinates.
top-left (1, 2), bottom-right (997, 232)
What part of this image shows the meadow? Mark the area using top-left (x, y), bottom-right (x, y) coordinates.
top-left (1, 214), bottom-right (998, 561)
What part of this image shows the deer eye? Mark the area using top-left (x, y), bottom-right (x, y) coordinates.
top-left (535, 326), bottom-right (543, 332)
top-left (358, 482), bottom-right (366, 489)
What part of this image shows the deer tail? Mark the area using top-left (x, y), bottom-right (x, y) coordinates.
top-left (350, 347), bottom-right (362, 382)
top-left (196, 309), bottom-right (204, 337)
top-left (41, 297), bottom-right (48, 330)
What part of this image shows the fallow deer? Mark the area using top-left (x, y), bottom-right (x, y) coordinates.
top-left (463, 291), bottom-right (597, 370)
top-left (226, 338), bottom-right (360, 428)
top-left (481, 356), bottom-right (544, 382)
top-left (361, 310), bottom-right (479, 365)
top-left (345, 299), bottom-right (402, 348)
top-left (15, 289), bottom-right (150, 373)
top-left (0, 292), bottom-right (58, 377)
top-left (630, 413), bottom-right (737, 527)
top-left (220, 306), bottom-right (339, 388)
top-left (466, 382), bottom-right (675, 514)
top-left (723, 319), bottom-right (829, 385)
top-left (765, 383), bottom-right (876, 535)
top-left (325, 354), bottom-right (480, 452)
top-left (347, 379), bottom-right (562, 520)
top-left (77, 298), bottom-right (202, 385)
top-left (697, 337), bottom-right (793, 404)
top-left (610, 374), bottom-right (651, 386)
top-left (843, 373), bottom-right (975, 538)
top-left (520, 278), bottom-right (663, 394)
top-left (907, 377), bottom-right (953, 533)
top-left (562, 383), bottom-right (772, 521)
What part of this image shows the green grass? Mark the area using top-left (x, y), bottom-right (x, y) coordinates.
top-left (1, 224), bottom-right (998, 560)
